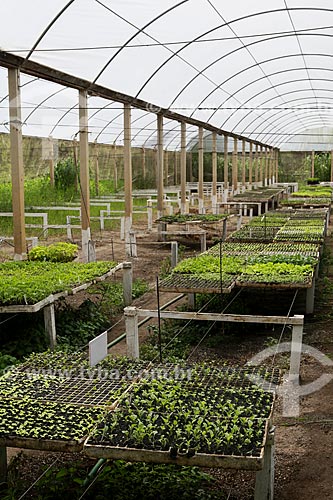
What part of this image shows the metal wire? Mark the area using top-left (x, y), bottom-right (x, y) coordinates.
top-left (17, 457), bottom-right (60, 500)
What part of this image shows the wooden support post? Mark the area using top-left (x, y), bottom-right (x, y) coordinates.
top-left (79, 90), bottom-right (91, 262)
top-left (123, 262), bottom-right (133, 307)
top-left (94, 141), bottom-right (99, 196)
top-left (180, 122), bottom-right (187, 214)
top-left (311, 149), bottom-right (315, 178)
top-left (331, 150), bottom-right (333, 183)
top-left (306, 279), bottom-right (315, 314)
top-left (48, 136), bottom-right (55, 187)
top-left (171, 241), bottom-right (178, 268)
top-left (259, 146), bottom-right (264, 187)
top-left (212, 132), bottom-right (217, 213)
top-left (124, 306), bottom-right (139, 358)
top-left (164, 149), bottom-right (169, 186)
top-left (112, 143), bottom-right (118, 190)
top-left (0, 446), bottom-right (7, 484)
top-left (44, 303), bottom-right (56, 349)
top-left (8, 67), bottom-right (26, 260)
top-left (157, 115), bottom-right (164, 219)
top-left (254, 430), bottom-right (275, 500)
top-left (223, 134), bottom-right (228, 201)
top-left (232, 137), bottom-right (238, 194)
top-left (249, 142), bottom-right (253, 189)
top-left (124, 103), bottom-right (133, 257)
top-left (198, 127), bottom-right (204, 214)
top-left (142, 146), bottom-right (146, 180)
top-left (275, 148), bottom-right (279, 183)
top-left (242, 139), bottom-right (246, 192)
top-left (254, 144), bottom-right (259, 188)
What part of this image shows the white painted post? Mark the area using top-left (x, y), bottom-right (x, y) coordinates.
top-left (171, 241), bottom-right (178, 268)
top-left (42, 213), bottom-right (48, 238)
top-left (125, 306), bottom-right (139, 358)
top-left (123, 262), bottom-right (133, 306)
top-left (180, 122), bottom-right (187, 214)
top-left (289, 319), bottom-right (303, 382)
top-left (120, 216), bottom-right (125, 240)
top-left (212, 132), bottom-right (217, 213)
top-left (223, 134), bottom-right (228, 202)
top-left (124, 103), bottom-right (133, 253)
top-left (198, 127), bottom-right (204, 214)
top-left (254, 430), bottom-right (275, 500)
top-left (66, 215), bottom-right (73, 240)
top-left (43, 303), bottom-right (57, 349)
top-left (157, 115), bottom-right (164, 219)
top-left (147, 199), bottom-right (153, 232)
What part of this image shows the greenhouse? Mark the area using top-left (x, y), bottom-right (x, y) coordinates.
top-left (0, 1), bottom-right (333, 499)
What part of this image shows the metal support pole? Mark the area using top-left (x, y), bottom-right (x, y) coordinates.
top-left (79, 89), bottom-right (91, 262)
top-left (198, 127), bottom-right (204, 213)
top-left (123, 262), bottom-right (133, 307)
top-left (180, 122), bottom-right (187, 214)
top-left (43, 303), bottom-right (57, 349)
top-left (223, 134), bottom-right (228, 202)
top-left (124, 306), bottom-right (139, 358)
top-left (124, 103), bottom-right (132, 256)
top-left (8, 67), bottom-right (26, 260)
top-left (157, 115), bottom-right (164, 219)
top-left (212, 132), bottom-right (217, 212)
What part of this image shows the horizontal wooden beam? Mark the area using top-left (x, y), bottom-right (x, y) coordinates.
top-left (134, 308), bottom-right (304, 325)
top-left (0, 50), bottom-right (273, 149)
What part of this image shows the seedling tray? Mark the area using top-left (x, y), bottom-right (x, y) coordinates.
top-left (84, 418), bottom-right (271, 471)
top-left (159, 274), bottom-right (235, 294)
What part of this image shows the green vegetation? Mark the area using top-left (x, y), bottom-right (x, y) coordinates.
top-left (157, 214), bottom-right (227, 224)
top-left (28, 242), bottom-right (78, 262)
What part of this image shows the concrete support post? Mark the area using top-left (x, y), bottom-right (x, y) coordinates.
top-left (8, 68), bottom-right (26, 260)
top-left (198, 127), bottom-right (204, 214)
top-left (171, 241), bottom-right (178, 268)
top-left (79, 90), bottom-right (91, 263)
top-left (200, 232), bottom-right (207, 252)
top-left (306, 279), bottom-right (315, 314)
top-left (44, 303), bottom-right (57, 349)
top-left (123, 262), bottom-right (133, 307)
top-left (232, 137), bottom-right (238, 194)
top-left (180, 122), bottom-right (187, 214)
top-left (223, 135), bottom-right (228, 202)
top-left (157, 115), bottom-right (164, 219)
top-left (124, 103), bottom-right (133, 256)
top-left (249, 142), bottom-right (253, 189)
top-left (254, 431), bottom-right (275, 500)
top-left (212, 132), bottom-right (217, 212)
top-left (125, 306), bottom-right (139, 358)
top-left (289, 319), bottom-right (304, 382)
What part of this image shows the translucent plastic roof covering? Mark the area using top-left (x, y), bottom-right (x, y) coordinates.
top-left (2, 0), bottom-right (333, 149)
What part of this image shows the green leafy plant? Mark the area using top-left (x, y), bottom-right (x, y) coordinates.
top-left (29, 242), bottom-right (78, 262)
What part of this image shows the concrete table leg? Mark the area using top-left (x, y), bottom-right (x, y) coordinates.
top-left (44, 303), bottom-right (56, 350)
top-left (306, 280), bottom-right (315, 314)
top-left (124, 306), bottom-right (139, 358)
top-left (188, 293), bottom-right (195, 309)
top-left (254, 431), bottom-right (275, 500)
top-left (123, 262), bottom-right (133, 306)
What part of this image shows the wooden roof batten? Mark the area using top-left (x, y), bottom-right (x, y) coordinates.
top-left (0, 50), bottom-right (275, 150)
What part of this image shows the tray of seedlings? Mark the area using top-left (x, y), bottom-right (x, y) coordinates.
top-left (227, 226), bottom-right (279, 242)
top-left (156, 214), bottom-right (228, 224)
top-left (159, 254), bottom-right (241, 294)
top-left (84, 364), bottom-right (278, 470)
top-left (232, 188), bottom-right (284, 202)
top-left (206, 241), bottom-right (320, 258)
top-left (274, 224), bottom-right (325, 243)
top-left (236, 253), bottom-right (316, 289)
top-left (0, 261), bottom-right (117, 307)
top-left (0, 353), bottom-right (150, 452)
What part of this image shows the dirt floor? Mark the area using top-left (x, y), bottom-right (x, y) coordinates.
top-left (3, 218), bottom-right (333, 498)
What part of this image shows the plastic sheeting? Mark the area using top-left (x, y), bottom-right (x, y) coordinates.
top-left (1, 0), bottom-right (333, 149)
